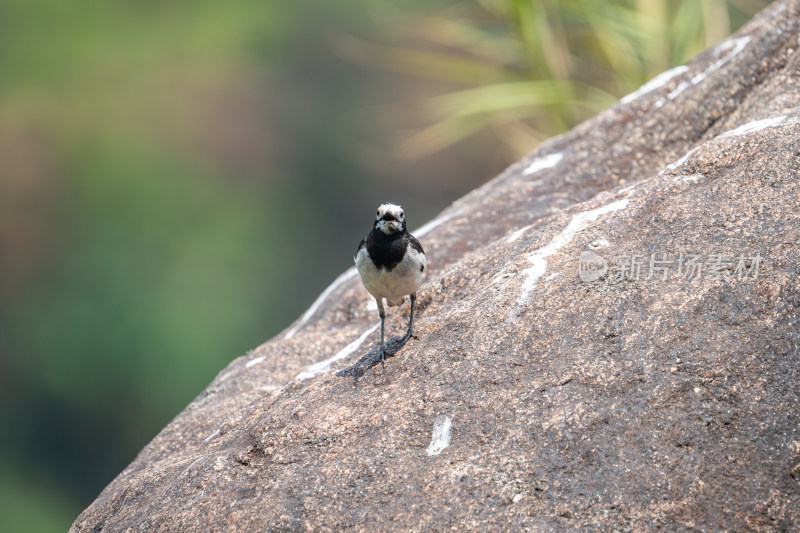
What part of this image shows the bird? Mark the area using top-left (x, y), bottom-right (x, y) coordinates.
top-left (355, 202), bottom-right (426, 366)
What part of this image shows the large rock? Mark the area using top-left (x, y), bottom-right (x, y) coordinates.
top-left (73, 1), bottom-right (800, 530)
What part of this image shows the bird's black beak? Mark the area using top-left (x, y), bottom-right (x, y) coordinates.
top-left (380, 213), bottom-right (397, 222)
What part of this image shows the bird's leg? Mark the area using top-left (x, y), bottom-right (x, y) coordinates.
top-left (377, 298), bottom-right (386, 366)
top-left (400, 292), bottom-right (416, 345)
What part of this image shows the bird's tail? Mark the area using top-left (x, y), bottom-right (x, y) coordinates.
top-left (386, 296), bottom-right (405, 307)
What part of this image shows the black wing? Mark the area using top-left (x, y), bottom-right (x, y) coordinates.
top-left (408, 234), bottom-right (425, 255)
top-left (407, 234), bottom-right (425, 272)
top-left (355, 237), bottom-right (366, 259)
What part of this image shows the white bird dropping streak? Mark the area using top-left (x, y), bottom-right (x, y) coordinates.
top-left (518, 199), bottom-right (629, 304)
top-left (667, 81), bottom-right (691, 100)
top-left (245, 356), bottom-right (266, 368)
top-left (690, 36), bottom-right (750, 85)
top-left (506, 225), bottom-right (531, 244)
top-left (620, 65), bottom-right (689, 104)
top-left (666, 147), bottom-right (700, 172)
top-left (664, 114), bottom-right (788, 173)
top-left (426, 415), bottom-right (452, 456)
top-left (411, 208), bottom-right (464, 238)
top-left (523, 153), bottom-right (563, 176)
top-left (718, 115), bottom-right (787, 138)
top-left (294, 323), bottom-right (379, 381)
top-left (204, 424), bottom-right (223, 442)
top-left (667, 36), bottom-right (751, 102)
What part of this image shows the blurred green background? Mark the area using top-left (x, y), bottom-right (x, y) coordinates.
top-left (0, 0), bottom-right (768, 530)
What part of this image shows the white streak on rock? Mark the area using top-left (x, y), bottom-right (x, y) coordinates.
top-left (426, 415), bottom-right (452, 456)
top-left (489, 269), bottom-right (512, 287)
top-left (506, 225), bottom-right (531, 244)
top-left (674, 174), bottom-right (703, 184)
top-left (284, 268), bottom-right (359, 339)
top-left (666, 147), bottom-right (701, 172)
top-left (690, 36), bottom-right (750, 85)
top-left (664, 114), bottom-right (787, 174)
top-left (523, 153), bottom-right (563, 176)
top-left (179, 456), bottom-right (206, 478)
top-left (717, 115), bottom-right (787, 138)
top-left (412, 208), bottom-right (464, 238)
top-left (204, 424), bottom-right (223, 442)
top-left (519, 199), bottom-right (629, 304)
top-left (664, 36), bottom-right (751, 103)
top-left (667, 80), bottom-right (690, 100)
top-left (621, 65), bottom-right (689, 104)
top-left (245, 356), bottom-right (266, 369)
top-left (294, 323), bottom-right (380, 381)
top-left (519, 256), bottom-right (548, 304)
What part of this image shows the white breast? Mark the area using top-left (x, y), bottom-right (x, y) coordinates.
top-left (356, 247), bottom-right (426, 306)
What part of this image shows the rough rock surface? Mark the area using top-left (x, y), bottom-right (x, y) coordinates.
top-left (74, 2), bottom-right (800, 531)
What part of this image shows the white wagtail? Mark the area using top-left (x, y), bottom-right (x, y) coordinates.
top-left (355, 203), bottom-right (426, 365)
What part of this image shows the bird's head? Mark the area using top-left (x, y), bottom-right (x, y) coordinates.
top-left (374, 202), bottom-right (406, 234)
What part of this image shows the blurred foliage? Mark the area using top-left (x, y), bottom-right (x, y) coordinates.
top-left (0, 0), bottom-right (768, 531)
top-left (339, 0), bottom-right (768, 159)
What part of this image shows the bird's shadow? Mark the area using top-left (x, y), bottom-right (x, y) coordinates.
top-left (335, 336), bottom-right (410, 379)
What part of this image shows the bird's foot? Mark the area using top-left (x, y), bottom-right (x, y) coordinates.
top-left (335, 336), bottom-right (410, 379)
top-left (379, 345), bottom-right (386, 368)
top-left (383, 336), bottom-right (407, 356)
top-left (398, 329), bottom-right (417, 346)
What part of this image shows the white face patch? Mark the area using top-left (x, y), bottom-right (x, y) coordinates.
top-left (375, 203), bottom-right (405, 234)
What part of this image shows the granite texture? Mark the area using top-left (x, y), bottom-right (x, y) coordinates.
top-left (73, 1), bottom-right (800, 530)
